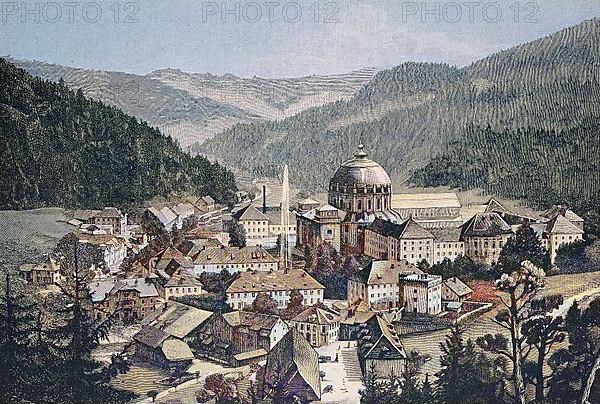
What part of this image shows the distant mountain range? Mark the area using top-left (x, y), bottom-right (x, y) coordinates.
top-left (8, 58), bottom-right (378, 149)
top-left (197, 18), bottom-right (600, 197)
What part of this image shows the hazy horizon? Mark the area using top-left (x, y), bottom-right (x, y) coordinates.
top-left (1, 0), bottom-right (598, 78)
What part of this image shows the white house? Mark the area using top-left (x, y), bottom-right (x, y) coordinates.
top-left (226, 269), bottom-right (324, 310)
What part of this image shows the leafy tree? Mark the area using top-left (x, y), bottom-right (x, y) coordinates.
top-left (476, 260), bottom-right (545, 404)
top-left (175, 292), bottom-right (232, 313)
top-left (249, 292), bottom-right (279, 316)
top-left (521, 294), bottom-right (565, 402)
top-left (497, 223), bottom-right (550, 272)
top-left (228, 223), bottom-right (247, 248)
top-left (201, 373), bottom-right (240, 404)
top-left (281, 289), bottom-right (304, 320)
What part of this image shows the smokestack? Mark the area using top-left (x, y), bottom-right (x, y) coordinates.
top-left (262, 185), bottom-right (267, 213)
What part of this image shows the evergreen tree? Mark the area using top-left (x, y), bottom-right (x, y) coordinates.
top-left (397, 357), bottom-right (422, 403)
top-left (359, 363), bottom-right (399, 403)
top-left (497, 223), bottom-right (550, 272)
top-left (0, 270), bottom-right (44, 402)
top-left (421, 373), bottom-right (435, 404)
top-left (228, 223), bottom-right (247, 247)
top-left (438, 324), bottom-right (505, 404)
top-left (48, 233), bottom-right (132, 403)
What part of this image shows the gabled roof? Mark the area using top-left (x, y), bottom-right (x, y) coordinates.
top-left (133, 326), bottom-right (170, 349)
top-left (162, 269), bottom-right (204, 289)
top-left (352, 260), bottom-right (422, 286)
top-left (222, 311), bottom-right (282, 332)
top-left (142, 301), bottom-right (213, 339)
top-left (429, 227), bottom-right (462, 242)
top-left (484, 198), bottom-right (509, 214)
top-left (443, 277), bottom-right (473, 297)
top-left (192, 246), bottom-right (277, 265)
top-left (542, 205), bottom-right (584, 223)
top-left (292, 306), bottom-right (340, 325)
top-left (299, 197), bottom-right (320, 206)
top-left (545, 214), bottom-right (584, 235)
top-left (264, 328), bottom-right (320, 401)
top-left (364, 316), bottom-right (406, 360)
top-left (154, 246), bottom-right (194, 270)
top-left (112, 278), bottom-right (159, 298)
top-left (460, 212), bottom-right (513, 238)
top-left (232, 204), bottom-right (269, 222)
top-left (172, 202), bottom-right (195, 217)
top-left (227, 269), bottom-right (324, 294)
top-left (368, 218), bottom-right (434, 240)
top-left (93, 207), bottom-right (123, 218)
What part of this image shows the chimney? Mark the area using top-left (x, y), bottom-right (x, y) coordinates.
top-left (262, 185), bottom-right (267, 214)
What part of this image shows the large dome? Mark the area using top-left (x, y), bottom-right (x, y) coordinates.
top-left (329, 145), bottom-right (391, 189)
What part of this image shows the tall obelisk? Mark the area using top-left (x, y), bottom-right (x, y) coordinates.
top-left (280, 164), bottom-right (291, 271)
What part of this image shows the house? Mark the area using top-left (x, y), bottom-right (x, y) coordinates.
top-left (460, 212), bottom-right (514, 265)
top-left (197, 311), bottom-right (289, 365)
top-left (145, 206), bottom-right (178, 230)
top-left (364, 218), bottom-right (464, 265)
top-left (91, 207), bottom-right (127, 235)
top-left (429, 227), bottom-right (465, 265)
top-left (442, 277), bottom-right (473, 302)
top-left (150, 245), bottom-right (194, 272)
top-left (261, 328), bottom-right (321, 403)
top-left (191, 245), bottom-right (278, 275)
top-left (540, 213), bottom-right (584, 263)
top-left (347, 260), bottom-right (422, 312)
top-left (226, 269), bottom-right (324, 310)
top-left (19, 256), bottom-right (61, 286)
top-left (133, 301), bottom-right (213, 370)
top-left (542, 205), bottom-right (584, 230)
top-left (157, 265), bottom-right (204, 300)
top-left (195, 195), bottom-right (216, 212)
top-left (357, 315), bottom-right (406, 378)
top-left (77, 233), bottom-right (128, 274)
top-left (232, 204), bottom-right (296, 248)
top-left (291, 305), bottom-right (341, 347)
top-left (399, 273), bottom-right (443, 315)
top-left (89, 277), bottom-right (159, 323)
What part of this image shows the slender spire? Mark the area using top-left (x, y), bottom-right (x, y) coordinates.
top-left (280, 165), bottom-right (291, 271)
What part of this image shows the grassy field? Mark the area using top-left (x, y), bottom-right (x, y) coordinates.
top-left (0, 208), bottom-right (71, 268)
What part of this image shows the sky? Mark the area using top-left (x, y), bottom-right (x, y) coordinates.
top-left (0, 0), bottom-right (598, 77)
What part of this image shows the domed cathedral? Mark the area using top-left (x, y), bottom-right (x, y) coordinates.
top-left (296, 145), bottom-right (403, 256)
top-left (328, 145), bottom-right (403, 255)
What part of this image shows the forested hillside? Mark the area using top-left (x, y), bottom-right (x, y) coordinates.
top-left (411, 123), bottom-right (600, 212)
top-left (0, 59), bottom-right (237, 210)
top-left (199, 18), bottom-right (600, 196)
